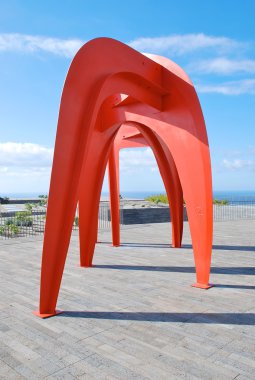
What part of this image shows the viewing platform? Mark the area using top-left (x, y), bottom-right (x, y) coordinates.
top-left (0, 220), bottom-right (254, 378)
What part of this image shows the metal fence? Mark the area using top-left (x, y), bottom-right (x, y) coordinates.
top-left (0, 210), bottom-right (46, 239)
top-left (0, 202), bottom-right (116, 240)
top-left (1, 200), bottom-right (255, 239)
top-left (213, 201), bottom-right (255, 221)
top-left (98, 201), bottom-right (112, 230)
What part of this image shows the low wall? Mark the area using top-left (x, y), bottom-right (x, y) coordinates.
top-left (2, 198), bottom-right (42, 205)
top-left (122, 207), bottom-right (188, 225)
top-left (121, 204), bottom-right (255, 224)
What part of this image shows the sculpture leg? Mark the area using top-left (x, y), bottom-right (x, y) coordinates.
top-left (79, 128), bottom-right (118, 267)
top-left (34, 135), bottom-right (86, 317)
top-left (79, 183), bottom-right (100, 268)
top-left (157, 130), bottom-right (213, 288)
top-left (156, 133), bottom-right (184, 248)
top-left (164, 163), bottom-right (183, 248)
top-left (108, 146), bottom-right (120, 246)
top-left (136, 125), bottom-right (183, 248)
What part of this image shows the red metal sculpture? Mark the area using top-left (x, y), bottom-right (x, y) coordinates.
top-left (34, 38), bottom-right (213, 318)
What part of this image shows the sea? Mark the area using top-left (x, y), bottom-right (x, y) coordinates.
top-left (2, 190), bottom-right (255, 203)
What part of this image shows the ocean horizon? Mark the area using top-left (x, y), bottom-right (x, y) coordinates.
top-left (2, 190), bottom-right (255, 201)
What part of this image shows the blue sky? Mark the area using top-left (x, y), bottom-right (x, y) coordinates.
top-left (0, 0), bottom-right (255, 194)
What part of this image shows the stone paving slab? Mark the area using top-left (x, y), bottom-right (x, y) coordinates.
top-left (0, 220), bottom-right (254, 379)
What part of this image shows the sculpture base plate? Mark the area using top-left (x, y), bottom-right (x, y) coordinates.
top-left (191, 283), bottom-right (214, 289)
top-left (33, 310), bottom-right (63, 319)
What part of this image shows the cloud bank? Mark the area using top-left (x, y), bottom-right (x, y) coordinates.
top-left (0, 142), bottom-right (53, 168)
top-left (0, 32), bottom-right (243, 58)
top-left (0, 143), bottom-right (158, 177)
top-left (120, 148), bottom-right (157, 173)
top-left (189, 58), bottom-right (255, 75)
top-left (0, 142), bottom-right (54, 192)
top-left (128, 33), bottom-right (241, 55)
top-left (196, 79), bottom-right (255, 95)
top-left (222, 158), bottom-right (255, 170)
top-left (0, 33), bottom-right (84, 57)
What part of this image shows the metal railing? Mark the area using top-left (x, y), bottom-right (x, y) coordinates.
top-left (98, 201), bottom-right (111, 230)
top-left (0, 202), bottom-right (117, 240)
top-left (0, 209), bottom-right (46, 239)
top-left (1, 199), bottom-right (255, 239)
top-left (213, 200), bottom-right (255, 221)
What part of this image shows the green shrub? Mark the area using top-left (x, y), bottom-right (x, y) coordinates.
top-left (0, 224), bottom-right (19, 236)
top-left (213, 199), bottom-right (229, 205)
top-left (38, 195), bottom-right (48, 207)
top-left (145, 194), bottom-right (229, 206)
top-left (74, 216), bottom-right (79, 226)
top-left (145, 194), bottom-right (169, 204)
top-left (5, 218), bottom-right (15, 226)
top-left (25, 203), bottom-right (34, 212)
top-left (15, 211), bottom-right (33, 227)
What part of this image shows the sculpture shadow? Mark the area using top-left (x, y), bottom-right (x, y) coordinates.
top-left (98, 242), bottom-right (255, 252)
top-left (59, 311), bottom-right (255, 325)
top-left (99, 242), bottom-right (171, 249)
top-left (165, 243), bottom-right (255, 252)
top-left (94, 264), bottom-right (255, 276)
top-left (214, 284), bottom-right (255, 290)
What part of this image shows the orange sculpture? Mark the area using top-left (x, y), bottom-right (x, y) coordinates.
top-left (34, 38), bottom-right (213, 318)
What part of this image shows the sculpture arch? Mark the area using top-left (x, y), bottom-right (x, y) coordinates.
top-left (78, 121), bottom-right (184, 268)
top-left (106, 123), bottom-right (184, 249)
top-left (34, 38), bottom-right (213, 318)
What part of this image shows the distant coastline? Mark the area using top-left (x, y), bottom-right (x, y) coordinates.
top-left (2, 190), bottom-right (255, 202)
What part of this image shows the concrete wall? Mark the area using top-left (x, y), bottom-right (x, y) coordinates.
top-left (3, 199), bottom-right (42, 205)
top-left (122, 207), bottom-right (188, 225)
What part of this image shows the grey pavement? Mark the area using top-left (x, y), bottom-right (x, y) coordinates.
top-left (0, 220), bottom-right (255, 379)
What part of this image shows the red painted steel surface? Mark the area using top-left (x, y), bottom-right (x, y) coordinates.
top-left (34, 38), bottom-right (213, 318)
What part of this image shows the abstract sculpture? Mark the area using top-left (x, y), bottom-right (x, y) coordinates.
top-left (34, 38), bottom-right (213, 318)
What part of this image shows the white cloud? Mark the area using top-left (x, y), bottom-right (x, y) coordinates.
top-left (189, 57), bottom-right (255, 75)
top-left (196, 79), bottom-right (255, 95)
top-left (0, 142), bottom-right (53, 193)
top-left (0, 142), bottom-right (53, 169)
top-left (0, 33), bottom-right (244, 58)
top-left (0, 144), bottom-right (160, 189)
top-left (120, 148), bottom-right (158, 173)
top-left (222, 158), bottom-right (254, 170)
top-left (0, 33), bottom-right (84, 57)
top-left (129, 33), bottom-right (242, 55)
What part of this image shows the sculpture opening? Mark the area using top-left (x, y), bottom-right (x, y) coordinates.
top-left (104, 123), bottom-right (183, 250)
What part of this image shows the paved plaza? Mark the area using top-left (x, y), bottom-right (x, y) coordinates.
top-left (0, 220), bottom-right (255, 379)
